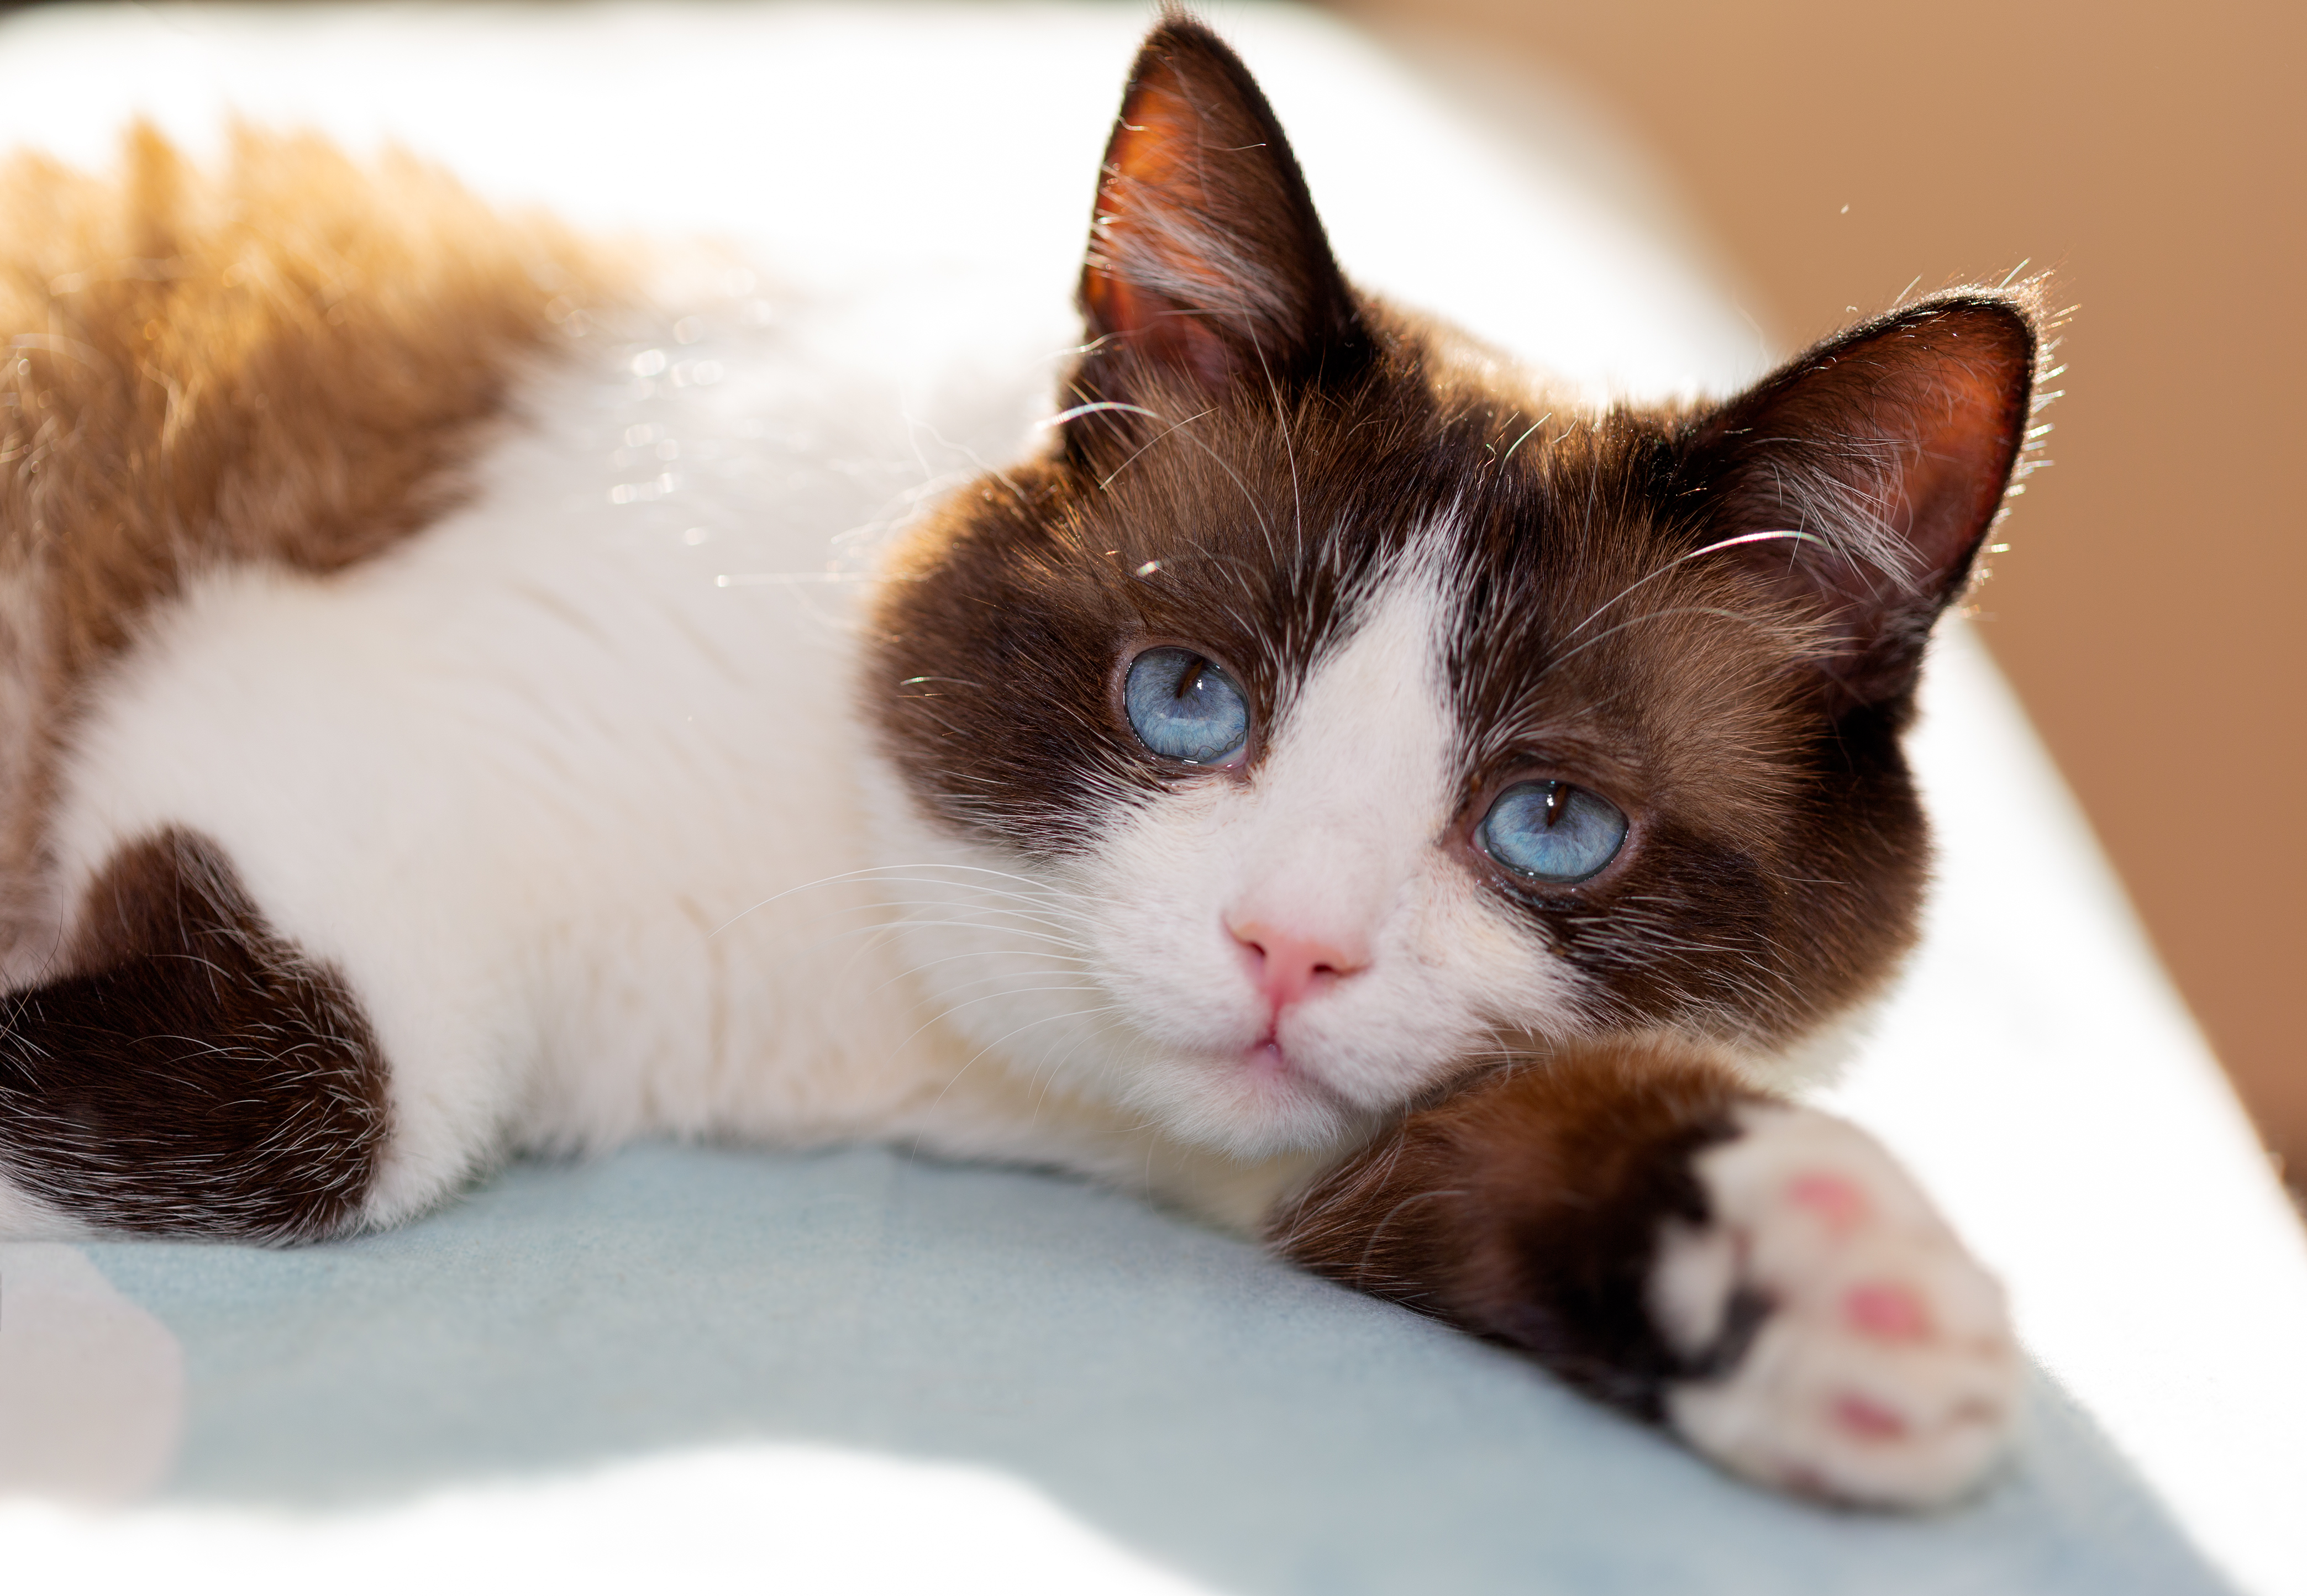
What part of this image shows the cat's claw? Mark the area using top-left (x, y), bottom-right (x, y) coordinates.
top-left (1649, 1105), bottom-right (2021, 1508)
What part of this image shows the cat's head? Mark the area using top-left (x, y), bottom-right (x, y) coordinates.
top-left (865, 17), bottom-right (2043, 1158)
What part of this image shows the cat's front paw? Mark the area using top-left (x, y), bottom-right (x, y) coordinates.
top-left (1650, 1105), bottom-right (2020, 1507)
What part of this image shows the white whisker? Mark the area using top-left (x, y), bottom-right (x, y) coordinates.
top-left (1558, 530), bottom-right (1821, 645)
top-left (927, 1003), bottom-right (1131, 1109)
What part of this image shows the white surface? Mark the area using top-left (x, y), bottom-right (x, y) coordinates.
top-left (0, 3), bottom-right (2299, 1592)
top-left (1827, 623), bottom-right (2307, 1596)
top-left (0, 1444), bottom-right (1212, 1595)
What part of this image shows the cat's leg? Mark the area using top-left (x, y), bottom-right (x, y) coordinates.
top-left (1270, 1041), bottom-right (2019, 1508)
top-left (0, 547), bottom-right (577, 1241)
top-left (0, 828), bottom-right (392, 1241)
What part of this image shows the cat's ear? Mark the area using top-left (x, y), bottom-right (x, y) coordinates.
top-left (1685, 293), bottom-right (2041, 709)
top-left (1074, 15), bottom-right (1366, 407)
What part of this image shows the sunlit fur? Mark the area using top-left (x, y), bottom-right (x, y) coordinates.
top-left (0, 128), bottom-right (607, 972)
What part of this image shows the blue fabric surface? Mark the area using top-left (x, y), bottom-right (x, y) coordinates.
top-left (85, 1143), bottom-right (2231, 1595)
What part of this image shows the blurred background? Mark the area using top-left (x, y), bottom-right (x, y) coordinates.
top-left (1331, 0), bottom-right (2305, 1197)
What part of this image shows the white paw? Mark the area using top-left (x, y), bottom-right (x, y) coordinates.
top-left (1650, 1105), bottom-right (2020, 1507)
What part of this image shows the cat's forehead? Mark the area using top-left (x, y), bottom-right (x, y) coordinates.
top-left (1075, 364), bottom-right (1632, 630)
top-left (1065, 366), bottom-right (1791, 760)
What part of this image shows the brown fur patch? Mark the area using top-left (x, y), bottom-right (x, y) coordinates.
top-left (0, 827), bottom-right (388, 1241)
top-left (1270, 1043), bottom-right (1767, 1418)
top-left (0, 125), bottom-right (615, 960)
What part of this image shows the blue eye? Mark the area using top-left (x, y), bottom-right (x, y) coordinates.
top-left (1124, 646), bottom-right (1250, 765)
top-left (1479, 780), bottom-right (1627, 883)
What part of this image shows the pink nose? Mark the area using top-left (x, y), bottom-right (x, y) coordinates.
top-left (1229, 920), bottom-right (1369, 1014)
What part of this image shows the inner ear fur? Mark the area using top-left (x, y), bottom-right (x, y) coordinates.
top-left (1074, 14), bottom-right (1366, 414)
top-left (1683, 291), bottom-right (2042, 710)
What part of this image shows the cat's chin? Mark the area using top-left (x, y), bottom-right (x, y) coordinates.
top-left (1123, 1041), bottom-right (1381, 1160)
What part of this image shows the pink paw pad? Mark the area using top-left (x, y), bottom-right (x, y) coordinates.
top-left (1845, 1281), bottom-right (1932, 1341)
top-left (1832, 1392), bottom-right (1909, 1441)
top-left (1786, 1171), bottom-right (1870, 1235)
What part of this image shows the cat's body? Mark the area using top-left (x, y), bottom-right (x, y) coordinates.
top-left (0, 17), bottom-right (2041, 1507)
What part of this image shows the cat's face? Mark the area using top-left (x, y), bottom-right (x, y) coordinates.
top-left (865, 22), bottom-right (2038, 1157)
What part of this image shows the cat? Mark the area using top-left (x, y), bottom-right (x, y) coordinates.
top-left (0, 13), bottom-right (2042, 1509)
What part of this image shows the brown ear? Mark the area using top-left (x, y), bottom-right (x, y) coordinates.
top-left (1684, 292), bottom-right (2042, 709)
top-left (1075, 15), bottom-right (1365, 407)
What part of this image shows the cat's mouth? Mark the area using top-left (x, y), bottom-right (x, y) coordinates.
top-left (1228, 1030), bottom-right (1356, 1124)
top-left (1244, 1035), bottom-right (1295, 1081)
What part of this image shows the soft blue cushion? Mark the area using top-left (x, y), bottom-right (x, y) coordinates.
top-left (85, 1142), bottom-right (2231, 1594)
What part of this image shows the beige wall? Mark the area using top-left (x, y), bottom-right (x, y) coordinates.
top-left (1336, 0), bottom-right (2306, 1187)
